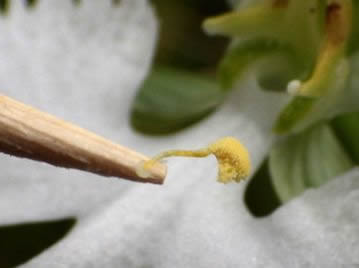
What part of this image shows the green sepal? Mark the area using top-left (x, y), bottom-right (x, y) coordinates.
top-left (130, 66), bottom-right (225, 135)
top-left (269, 123), bottom-right (354, 202)
top-left (203, 3), bottom-right (285, 39)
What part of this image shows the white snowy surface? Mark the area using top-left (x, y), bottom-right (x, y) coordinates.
top-left (0, 1), bottom-right (357, 267)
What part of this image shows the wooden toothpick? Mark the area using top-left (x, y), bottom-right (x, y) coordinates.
top-left (0, 94), bottom-right (167, 184)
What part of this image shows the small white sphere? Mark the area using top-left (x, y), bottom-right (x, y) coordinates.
top-left (287, 80), bottom-right (302, 95)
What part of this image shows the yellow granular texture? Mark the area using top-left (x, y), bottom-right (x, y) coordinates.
top-left (136, 136), bottom-right (251, 184)
top-left (208, 137), bottom-right (251, 183)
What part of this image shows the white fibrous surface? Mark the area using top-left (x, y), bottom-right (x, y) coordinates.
top-left (0, 1), bottom-right (357, 267)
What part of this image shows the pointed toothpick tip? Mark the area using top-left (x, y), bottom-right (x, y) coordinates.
top-left (0, 94), bottom-right (167, 184)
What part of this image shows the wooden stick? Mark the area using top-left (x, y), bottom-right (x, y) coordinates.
top-left (0, 94), bottom-right (167, 184)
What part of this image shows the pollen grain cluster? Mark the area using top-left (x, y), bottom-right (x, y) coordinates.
top-left (136, 136), bottom-right (251, 184)
top-left (208, 137), bottom-right (251, 183)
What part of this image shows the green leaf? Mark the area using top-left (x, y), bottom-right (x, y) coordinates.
top-left (0, 0), bottom-right (9, 14)
top-left (331, 111), bottom-right (359, 163)
top-left (130, 66), bottom-right (225, 135)
top-left (269, 123), bottom-right (354, 202)
top-left (244, 159), bottom-right (281, 217)
top-left (0, 218), bottom-right (75, 267)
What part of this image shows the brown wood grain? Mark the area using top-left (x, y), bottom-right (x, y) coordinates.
top-left (0, 95), bottom-right (167, 184)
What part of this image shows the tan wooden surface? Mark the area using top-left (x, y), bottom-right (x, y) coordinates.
top-left (0, 95), bottom-right (167, 184)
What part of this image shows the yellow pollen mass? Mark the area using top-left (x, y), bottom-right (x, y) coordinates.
top-left (136, 137), bottom-right (251, 184)
top-left (208, 137), bottom-right (251, 183)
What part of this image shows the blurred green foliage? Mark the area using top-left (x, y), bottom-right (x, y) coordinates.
top-left (270, 123), bottom-right (354, 202)
top-left (0, 0), bottom-right (8, 13)
top-left (131, 0), bottom-right (230, 135)
top-left (244, 159), bottom-right (281, 217)
top-left (151, 0), bottom-right (229, 69)
top-left (0, 218), bottom-right (75, 267)
top-left (131, 66), bottom-right (225, 135)
top-left (331, 112), bottom-right (359, 163)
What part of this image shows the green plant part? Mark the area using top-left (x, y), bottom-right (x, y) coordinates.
top-left (204, 0), bottom-right (359, 134)
top-left (269, 123), bottom-right (353, 202)
top-left (130, 66), bottom-right (225, 135)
